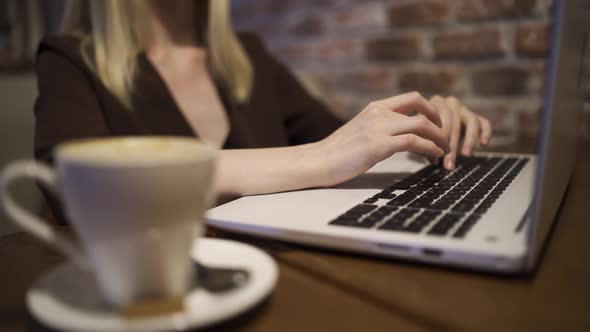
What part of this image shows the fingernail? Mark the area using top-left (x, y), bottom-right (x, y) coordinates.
top-left (446, 158), bottom-right (454, 170)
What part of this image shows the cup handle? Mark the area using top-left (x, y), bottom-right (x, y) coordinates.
top-left (1, 160), bottom-right (88, 269)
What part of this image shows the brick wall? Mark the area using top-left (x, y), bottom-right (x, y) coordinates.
top-left (232, 0), bottom-right (590, 142)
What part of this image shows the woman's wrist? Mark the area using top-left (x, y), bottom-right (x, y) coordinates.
top-left (297, 140), bottom-right (333, 189)
top-left (214, 142), bottom-right (334, 197)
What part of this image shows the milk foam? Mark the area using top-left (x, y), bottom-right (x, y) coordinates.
top-left (57, 137), bottom-right (214, 165)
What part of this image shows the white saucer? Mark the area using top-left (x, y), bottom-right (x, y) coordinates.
top-left (27, 238), bottom-right (278, 332)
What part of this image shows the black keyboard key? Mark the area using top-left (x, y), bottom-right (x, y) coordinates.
top-left (427, 225), bottom-right (449, 236)
top-left (387, 193), bottom-right (417, 206)
top-left (370, 206), bottom-right (397, 218)
top-left (422, 210), bottom-right (442, 218)
top-left (378, 206), bottom-right (399, 214)
top-left (405, 212), bottom-right (436, 232)
top-left (364, 197), bottom-right (378, 204)
top-left (396, 208), bottom-right (420, 218)
top-left (345, 204), bottom-right (377, 216)
top-left (463, 214), bottom-right (481, 226)
top-left (452, 214), bottom-right (482, 238)
top-left (431, 200), bottom-right (452, 211)
top-left (375, 192), bottom-right (397, 200)
top-left (452, 201), bottom-right (476, 213)
top-left (329, 216), bottom-right (360, 227)
top-left (378, 216), bottom-right (406, 231)
top-left (427, 213), bottom-right (463, 236)
top-left (408, 199), bottom-right (432, 208)
top-left (358, 216), bottom-right (383, 228)
top-left (403, 223), bottom-right (423, 233)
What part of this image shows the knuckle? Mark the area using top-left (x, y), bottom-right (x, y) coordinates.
top-left (409, 91), bottom-right (422, 102)
top-left (430, 94), bottom-right (443, 103)
top-left (366, 105), bottom-right (382, 117)
top-left (403, 134), bottom-right (417, 147)
top-left (446, 95), bottom-right (458, 104)
top-left (415, 116), bottom-right (429, 127)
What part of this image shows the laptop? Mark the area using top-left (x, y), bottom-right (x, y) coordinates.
top-left (206, 0), bottom-right (590, 273)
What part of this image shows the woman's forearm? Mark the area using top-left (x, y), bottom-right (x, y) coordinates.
top-left (215, 142), bottom-right (328, 196)
top-left (214, 92), bottom-right (493, 199)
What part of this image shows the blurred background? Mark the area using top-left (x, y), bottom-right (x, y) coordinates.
top-left (232, 0), bottom-right (590, 141)
top-left (1, 0), bottom-right (589, 235)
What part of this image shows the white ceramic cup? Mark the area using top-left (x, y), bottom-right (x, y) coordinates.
top-left (0, 136), bottom-right (217, 308)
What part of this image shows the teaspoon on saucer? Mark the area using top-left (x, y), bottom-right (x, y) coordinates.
top-left (194, 262), bottom-right (250, 293)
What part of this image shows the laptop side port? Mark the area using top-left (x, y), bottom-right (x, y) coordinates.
top-left (422, 248), bottom-right (443, 257)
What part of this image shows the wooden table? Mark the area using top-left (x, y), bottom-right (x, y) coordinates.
top-left (2, 140), bottom-right (589, 332)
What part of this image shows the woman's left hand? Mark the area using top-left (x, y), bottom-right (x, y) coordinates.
top-left (429, 95), bottom-right (492, 170)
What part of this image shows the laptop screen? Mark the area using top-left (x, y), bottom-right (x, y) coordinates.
top-left (528, 0), bottom-right (590, 268)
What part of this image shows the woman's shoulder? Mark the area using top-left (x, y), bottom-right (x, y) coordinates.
top-left (39, 34), bottom-right (82, 51)
top-left (36, 34), bottom-right (90, 72)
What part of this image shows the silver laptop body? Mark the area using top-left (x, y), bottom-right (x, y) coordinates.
top-left (207, 0), bottom-right (589, 273)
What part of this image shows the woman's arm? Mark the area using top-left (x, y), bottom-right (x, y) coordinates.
top-left (216, 143), bottom-right (324, 196)
top-left (216, 91), bottom-right (453, 196)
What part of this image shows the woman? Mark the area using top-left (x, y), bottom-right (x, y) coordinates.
top-left (35, 0), bottom-right (491, 220)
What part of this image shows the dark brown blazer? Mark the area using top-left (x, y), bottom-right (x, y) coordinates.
top-left (34, 33), bottom-right (344, 222)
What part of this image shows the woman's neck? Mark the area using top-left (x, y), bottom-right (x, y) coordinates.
top-left (148, 0), bottom-right (203, 58)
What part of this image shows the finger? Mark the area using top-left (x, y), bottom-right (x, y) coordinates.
top-left (443, 100), bottom-right (461, 170)
top-left (389, 134), bottom-right (446, 159)
top-left (460, 108), bottom-right (480, 156)
top-left (430, 95), bottom-right (453, 141)
top-left (430, 96), bottom-right (453, 166)
top-left (388, 112), bottom-right (450, 154)
top-left (445, 96), bottom-right (462, 113)
top-left (478, 115), bottom-right (492, 146)
top-left (371, 91), bottom-right (442, 128)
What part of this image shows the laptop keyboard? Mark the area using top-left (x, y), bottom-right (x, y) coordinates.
top-left (329, 156), bottom-right (529, 239)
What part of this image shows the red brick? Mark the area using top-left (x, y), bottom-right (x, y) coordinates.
top-left (466, 103), bottom-right (517, 134)
top-left (291, 16), bottom-right (323, 36)
top-left (315, 67), bottom-right (395, 92)
top-left (457, 0), bottom-right (537, 21)
top-left (367, 35), bottom-right (423, 61)
top-left (313, 39), bottom-right (363, 62)
top-left (398, 69), bottom-right (462, 95)
top-left (472, 66), bottom-right (529, 95)
top-left (388, 1), bottom-right (450, 27)
top-left (324, 3), bottom-right (387, 31)
top-left (433, 28), bottom-right (503, 59)
top-left (464, 99), bottom-right (541, 138)
top-left (516, 23), bottom-right (551, 57)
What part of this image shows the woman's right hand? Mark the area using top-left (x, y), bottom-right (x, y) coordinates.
top-left (312, 92), bottom-right (450, 187)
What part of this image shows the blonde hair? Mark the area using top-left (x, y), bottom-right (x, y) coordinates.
top-left (61, 0), bottom-right (253, 108)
